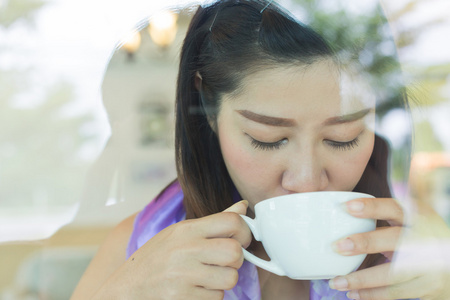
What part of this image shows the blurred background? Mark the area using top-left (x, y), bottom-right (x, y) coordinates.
top-left (0, 0), bottom-right (449, 299)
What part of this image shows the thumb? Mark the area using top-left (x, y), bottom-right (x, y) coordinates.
top-left (223, 200), bottom-right (249, 215)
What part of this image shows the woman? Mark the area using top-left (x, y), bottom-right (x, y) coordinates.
top-left (71, 0), bottom-right (449, 299)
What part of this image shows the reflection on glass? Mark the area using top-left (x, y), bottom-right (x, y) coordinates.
top-left (0, 0), bottom-right (449, 299)
top-left (148, 10), bottom-right (178, 49)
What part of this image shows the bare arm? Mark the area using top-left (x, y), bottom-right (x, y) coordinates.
top-left (70, 212), bottom-right (137, 300)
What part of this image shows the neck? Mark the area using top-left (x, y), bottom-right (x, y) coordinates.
top-left (251, 241), bottom-right (310, 300)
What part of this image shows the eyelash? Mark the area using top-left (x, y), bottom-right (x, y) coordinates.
top-left (326, 137), bottom-right (360, 151)
top-left (249, 137), bottom-right (288, 151)
top-left (249, 136), bottom-right (360, 151)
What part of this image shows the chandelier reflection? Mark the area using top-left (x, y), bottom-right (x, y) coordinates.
top-left (148, 10), bottom-right (178, 49)
top-left (122, 10), bottom-right (179, 60)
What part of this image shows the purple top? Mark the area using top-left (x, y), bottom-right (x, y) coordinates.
top-left (126, 181), bottom-right (357, 299)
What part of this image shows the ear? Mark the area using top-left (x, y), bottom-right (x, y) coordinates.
top-left (194, 71), bottom-right (202, 91)
top-left (208, 118), bottom-right (218, 134)
top-left (194, 71), bottom-right (217, 133)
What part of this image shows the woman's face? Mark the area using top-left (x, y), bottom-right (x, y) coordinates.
top-left (216, 60), bottom-right (376, 212)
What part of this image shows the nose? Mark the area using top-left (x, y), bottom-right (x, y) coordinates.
top-left (281, 149), bottom-right (328, 193)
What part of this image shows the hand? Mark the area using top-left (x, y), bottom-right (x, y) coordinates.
top-left (328, 197), bottom-right (450, 300)
top-left (93, 200), bottom-right (251, 300)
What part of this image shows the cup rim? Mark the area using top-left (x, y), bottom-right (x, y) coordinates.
top-left (255, 191), bottom-right (374, 209)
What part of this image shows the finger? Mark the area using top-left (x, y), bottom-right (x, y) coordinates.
top-left (223, 200), bottom-right (249, 215)
top-left (198, 238), bottom-right (244, 269)
top-left (345, 273), bottom-right (445, 300)
top-left (194, 210), bottom-right (252, 248)
top-left (329, 263), bottom-right (416, 292)
top-left (345, 198), bottom-right (404, 226)
top-left (333, 226), bottom-right (403, 255)
top-left (193, 264), bottom-right (239, 291)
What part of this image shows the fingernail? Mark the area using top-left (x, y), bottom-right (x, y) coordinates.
top-left (346, 290), bottom-right (360, 299)
top-left (329, 277), bottom-right (348, 291)
top-left (347, 201), bottom-right (364, 213)
top-left (224, 200), bottom-right (248, 213)
top-left (238, 200), bottom-right (249, 206)
top-left (332, 238), bottom-right (354, 254)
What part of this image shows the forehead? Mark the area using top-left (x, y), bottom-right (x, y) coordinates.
top-left (224, 60), bottom-right (375, 115)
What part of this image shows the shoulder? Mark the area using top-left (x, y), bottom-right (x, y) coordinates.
top-left (93, 212), bottom-right (138, 267)
top-left (71, 212), bottom-right (138, 299)
top-left (128, 180), bottom-right (185, 256)
top-left (112, 212), bottom-right (138, 244)
top-left (72, 181), bottom-right (183, 299)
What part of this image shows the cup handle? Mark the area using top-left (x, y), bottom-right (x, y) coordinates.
top-left (240, 215), bottom-right (286, 277)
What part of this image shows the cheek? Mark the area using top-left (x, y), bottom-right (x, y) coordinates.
top-left (331, 133), bottom-right (374, 189)
top-left (218, 129), bottom-right (276, 201)
top-left (359, 133), bottom-right (375, 167)
top-left (219, 132), bottom-right (261, 182)
top-left (220, 136), bottom-right (253, 176)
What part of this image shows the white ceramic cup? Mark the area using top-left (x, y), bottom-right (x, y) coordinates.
top-left (240, 191), bottom-right (376, 280)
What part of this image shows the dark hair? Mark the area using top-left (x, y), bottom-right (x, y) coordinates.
top-left (175, 0), bottom-right (333, 219)
top-left (174, 0), bottom-right (408, 272)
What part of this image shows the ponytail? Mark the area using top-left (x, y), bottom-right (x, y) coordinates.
top-left (175, 4), bottom-right (236, 219)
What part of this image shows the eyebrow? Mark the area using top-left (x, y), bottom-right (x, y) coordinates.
top-left (322, 108), bottom-right (373, 126)
top-left (237, 110), bottom-right (296, 127)
top-left (236, 108), bottom-right (373, 127)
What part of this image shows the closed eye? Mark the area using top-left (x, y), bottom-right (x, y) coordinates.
top-left (247, 134), bottom-right (288, 151)
top-left (326, 137), bottom-right (360, 151)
